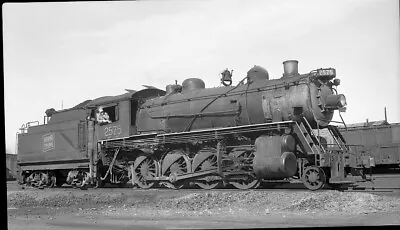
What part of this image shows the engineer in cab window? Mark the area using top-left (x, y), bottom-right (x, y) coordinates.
top-left (96, 107), bottom-right (112, 125)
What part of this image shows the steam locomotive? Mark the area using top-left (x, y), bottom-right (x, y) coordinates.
top-left (17, 60), bottom-right (364, 190)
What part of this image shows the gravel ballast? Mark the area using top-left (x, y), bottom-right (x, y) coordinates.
top-left (8, 188), bottom-right (400, 218)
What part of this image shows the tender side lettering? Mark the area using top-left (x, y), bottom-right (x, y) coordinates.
top-left (43, 133), bottom-right (55, 152)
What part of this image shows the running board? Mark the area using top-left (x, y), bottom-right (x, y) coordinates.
top-left (102, 121), bottom-right (297, 149)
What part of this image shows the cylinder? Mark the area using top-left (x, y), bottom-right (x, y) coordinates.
top-left (280, 151), bottom-right (297, 177)
top-left (281, 135), bottom-right (296, 152)
top-left (283, 60), bottom-right (299, 77)
top-left (253, 135), bottom-right (297, 179)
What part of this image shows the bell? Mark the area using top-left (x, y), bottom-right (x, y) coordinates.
top-left (221, 69), bottom-right (232, 86)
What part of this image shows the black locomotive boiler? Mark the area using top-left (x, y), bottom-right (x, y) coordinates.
top-left (17, 60), bottom-right (362, 190)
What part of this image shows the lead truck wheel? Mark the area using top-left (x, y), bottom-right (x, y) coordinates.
top-left (302, 166), bottom-right (326, 191)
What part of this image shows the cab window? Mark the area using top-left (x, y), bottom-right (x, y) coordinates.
top-left (103, 105), bottom-right (118, 122)
top-left (96, 105), bottom-right (119, 125)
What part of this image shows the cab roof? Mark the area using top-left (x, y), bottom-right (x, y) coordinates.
top-left (55, 88), bottom-right (166, 114)
top-left (83, 88), bottom-right (166, 108)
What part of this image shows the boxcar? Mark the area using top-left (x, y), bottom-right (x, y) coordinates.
top-left (338, 121), bottom-right (400, 169)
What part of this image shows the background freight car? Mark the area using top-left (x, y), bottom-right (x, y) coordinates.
top-left (338, 120), bottom-right (400, 170)
top-left (6, 153), bottom-right (17, 180)
top-left (315, 108), bottom-right (400, 170)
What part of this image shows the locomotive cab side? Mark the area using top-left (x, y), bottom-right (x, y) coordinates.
top-left (90, 88), bottom-right (166, 186)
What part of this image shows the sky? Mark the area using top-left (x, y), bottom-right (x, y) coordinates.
top-left (3, 0), bottom-right (400, 154)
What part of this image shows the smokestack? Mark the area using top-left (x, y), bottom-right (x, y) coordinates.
top-left (282, 60), bottom-right (299, 77)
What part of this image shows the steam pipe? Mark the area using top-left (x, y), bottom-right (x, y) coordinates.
top-left (384, 107), bottom-right (387, 123)
top-left (88, 120), bottom-right (95, 179)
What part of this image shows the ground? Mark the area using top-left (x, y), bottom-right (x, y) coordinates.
top-left (7, 181), bottom-right (400, 229)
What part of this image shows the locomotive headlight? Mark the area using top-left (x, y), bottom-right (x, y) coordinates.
top-left (325, 94), bottom-right (346, 109)
top-left (338, 94), bottom-right (347, 108)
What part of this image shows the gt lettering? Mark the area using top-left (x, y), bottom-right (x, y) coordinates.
top-left (104, 125), bottom-right (122, 137)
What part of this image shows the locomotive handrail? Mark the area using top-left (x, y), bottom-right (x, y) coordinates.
top-left (15, 132), bottom-right (19, 155)
top-left (338, 111), bottom-right (348, 130)
top-left (301, 117), bottom-right (326, 154)
top-left (293, 122), bottom-right (320, 156)
top-left (149, 108), bottom-right (240, 119)
top-left (27, 121), bottom-right (40, 127)
top-left (19, 121), bottom-right (40, 133)
top-left (328, 125), bottom-right (347, 146)
top-left (327, 126), bottom-right (348, 153)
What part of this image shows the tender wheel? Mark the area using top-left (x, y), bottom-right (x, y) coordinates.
top-left (133, 156), bottom-right (158, 189)
top-left (302, 166), bottom-right (326, 191)
top-left (193, 148), bottom-right (221, 189)
top-left (68, 171), bottom-right (90, 189)
top-left (228, 149), bottom-right (259, 189)
top-left (81, 172), bottom-right (91, 189)
top-left (49, 175), bottom-right (57, 188)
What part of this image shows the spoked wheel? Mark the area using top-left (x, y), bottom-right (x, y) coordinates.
top-left (38, 172), bottom-right (50, 188)
top-left (75, 171), bottom-right (91, 189)
top-left (162, 152), bottom-right (190, 189)
top-left (229, 175), bottom-right (260, 189)
top-left (133, 156), bottom-right (158, 189)
top-left (49, 175), bottom-right (57, 188)
top-left (228, 149), bottom-right (259, 189)
top-left (302, 166), bottom-right (326, 191)
top-left (81, 172), bottom-right (91, 190)
top-left (193, 149), bottom-right (221, 189)
top-left (26, 172), bottom-right (42, 187)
